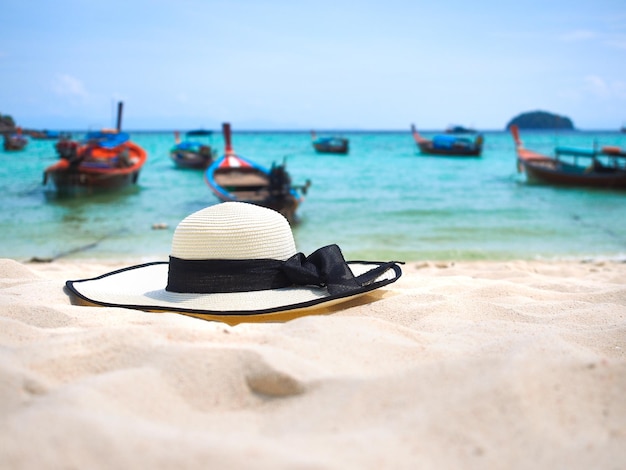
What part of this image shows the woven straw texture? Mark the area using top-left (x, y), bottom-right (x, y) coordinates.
top-left (171, 202), bottom-right (296, 260)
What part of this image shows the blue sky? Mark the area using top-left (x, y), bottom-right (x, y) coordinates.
top-left (2, 0), bottom-right (625, 130)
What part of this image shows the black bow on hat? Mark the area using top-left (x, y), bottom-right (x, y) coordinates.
top-left (166, 244), bottom-right (400, 295)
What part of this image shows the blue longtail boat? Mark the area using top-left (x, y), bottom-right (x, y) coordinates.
top-left (205, 123), bottom-right (310, 223)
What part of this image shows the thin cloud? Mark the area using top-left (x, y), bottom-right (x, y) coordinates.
top-left (559, 29), bottom-right (596, 42)
top-left (560, 29), bottom-right (626, 51)
top-left (584, 75), bottom-right (626, 99)
top-left (604, 38), bottom-right (626, 50)
top-left (52, 74), bottom-right (89, 99)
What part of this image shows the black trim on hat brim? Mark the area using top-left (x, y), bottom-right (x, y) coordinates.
top-left (65, 261), bottom-right (402, 316)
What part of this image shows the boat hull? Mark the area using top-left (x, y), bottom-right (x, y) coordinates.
top-left (205, 155), bottom-right (302, 223)
top-left (418, 142), bottom-right (482, 157)
top-left (518, 157), bottom-right (626, 189)
top-left (44, 141), bottom-right (147, 195)
top-left (170, 150), bottom-right (212, 169)
top-left (313, 140), bottom-right (349, 154)
top-left (47, 168), bottom-right (143, 194)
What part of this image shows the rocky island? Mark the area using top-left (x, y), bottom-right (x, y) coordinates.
top-left (506, 110), bottom-right (574, 130)
top-left (0, 113), bottom-right (17, 134)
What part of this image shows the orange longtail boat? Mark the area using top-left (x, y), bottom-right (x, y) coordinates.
top-left (43, 103), bottom-right (148, 194)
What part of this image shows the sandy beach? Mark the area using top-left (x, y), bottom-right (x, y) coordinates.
top-left (1, 257), bottom-right (625, 469)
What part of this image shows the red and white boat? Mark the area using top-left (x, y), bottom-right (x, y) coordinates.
top-left (205, 123), bottom-right (310, 223)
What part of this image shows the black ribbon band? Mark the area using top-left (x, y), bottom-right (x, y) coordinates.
top-left (166, 244), bottom-right (396, 295)
top-left (166, 257), bottom-right (290, 294)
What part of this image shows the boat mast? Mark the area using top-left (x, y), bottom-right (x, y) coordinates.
top-left (116, 102), bottom-right (124, 132)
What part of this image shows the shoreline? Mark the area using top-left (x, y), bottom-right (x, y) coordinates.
top-left (2, 257), bottom-right (625, 468)
top-left (22, 256), bottom-right (626, 277)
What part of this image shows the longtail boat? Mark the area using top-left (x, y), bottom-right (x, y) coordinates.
top-left (510, 125), bottom-right (626, 190)
top-left (28, 130), bottom-right (71, 140)
top-left (3, 128), bottom-right (28, 151)
top-left (411, 124), bottom-right (483, 157)
top-left (170, 129), bottom-right (216, 169)
top-left (311, 131), bottom-right (349, 154)
top-left (43, 103), bottom-right (148, 194)
top-left (205, 123), bottom-right (310, 223)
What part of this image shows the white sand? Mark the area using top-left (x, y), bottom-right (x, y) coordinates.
top-left (1, 257), bottom-right (625, 469)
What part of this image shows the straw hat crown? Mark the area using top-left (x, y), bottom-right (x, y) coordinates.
top-left (170, 202), bottom-right (297, 260)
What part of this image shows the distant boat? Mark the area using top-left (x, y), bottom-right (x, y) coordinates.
top-left (43, 102), bottom-right (148, 194)
top-left (170, 129), bottom-right (216, 169)
top-left (311, 131), bottom-right (349, 154)
top-left (28, 130), bottom-right (71, 140)
top-left (510, 125), bottom-right (626, 190)
top-left (411, 124), bottom-right (483, 157)
top-left (3, 128), bottom-right (28, 151)
top-left (205, 123), bottom-right (310, 223)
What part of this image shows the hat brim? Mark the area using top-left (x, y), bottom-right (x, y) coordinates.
top-left (66, 260), bottom-right (402, 320)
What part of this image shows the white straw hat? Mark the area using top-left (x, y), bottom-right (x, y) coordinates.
top-left (66, 202), bottom-right (402, 323)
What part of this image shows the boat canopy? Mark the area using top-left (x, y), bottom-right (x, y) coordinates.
top-left (315, 137), bottom-right (344, 145)
top-left (186, 129), bottom-right (212, 137)
top-left (433, 135), bottom-right (471, 148)
top-left (85, 131), bottom-right (130, 148)
top-left (174, 141), bottom-right (202, 151)
top-left (41, 130), bottom-right (61, 138)
top-left (555, 146), bottom-right (597, 158)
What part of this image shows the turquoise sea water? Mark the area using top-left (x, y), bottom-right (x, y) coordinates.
top-left (1, 129), bottom-right (625, 263)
